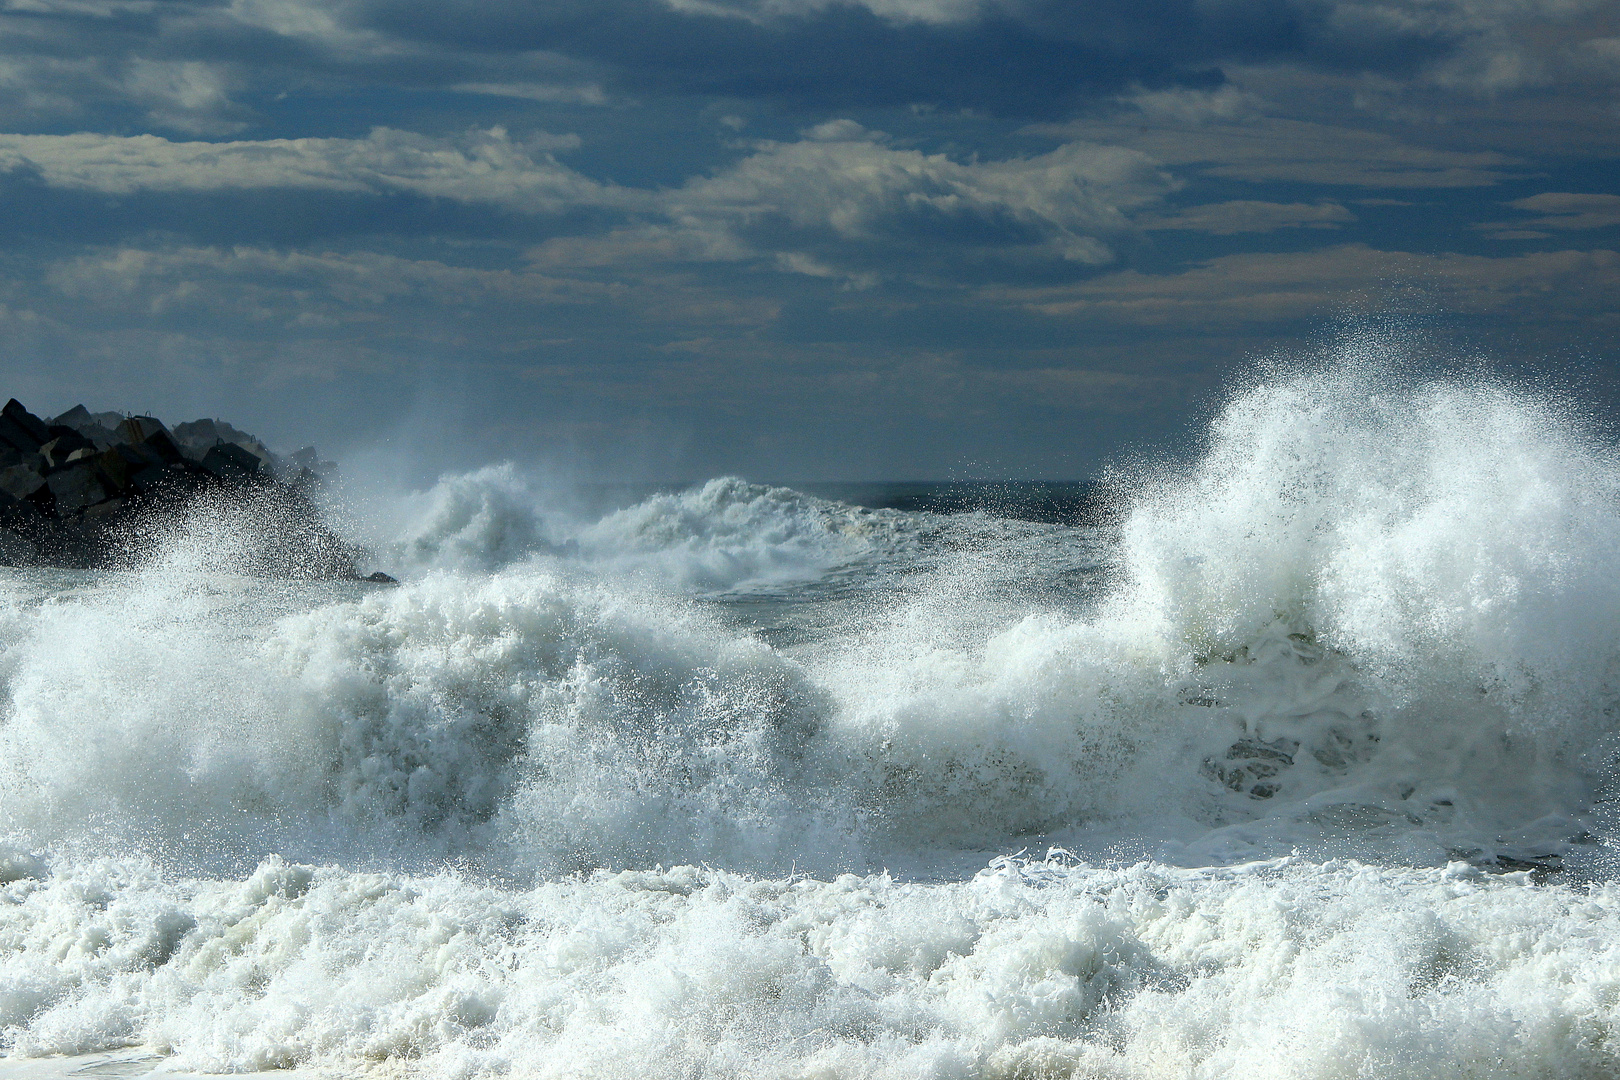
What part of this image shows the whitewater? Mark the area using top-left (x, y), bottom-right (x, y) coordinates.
top-left (3, 353), bottom-right (1620, 1078)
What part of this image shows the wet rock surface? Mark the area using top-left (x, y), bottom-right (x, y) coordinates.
top-left (0, 398), bottom-right (361, 578)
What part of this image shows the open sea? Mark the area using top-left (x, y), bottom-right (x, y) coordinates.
top-left (3, 361), bottom-right (1620, 1078)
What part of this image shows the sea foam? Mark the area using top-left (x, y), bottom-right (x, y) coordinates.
top-left (2, 856), bottom-right (1618, 1077)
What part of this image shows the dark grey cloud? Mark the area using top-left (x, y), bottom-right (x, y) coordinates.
top-left (4, 0), bottom-right (1604, 134)
top-left (0, 0), bottom-right (1615, 480)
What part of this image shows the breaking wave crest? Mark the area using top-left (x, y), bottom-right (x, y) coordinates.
top-left (2, 358), bottom-right (1617, 873)
top-left (384, 470), bottom-right (923, 594)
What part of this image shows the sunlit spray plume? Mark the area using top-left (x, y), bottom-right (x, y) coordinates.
top-left (816, 334), bottom-right (1620, 865)
top-left (4, 339), bottom-right (1619, 876)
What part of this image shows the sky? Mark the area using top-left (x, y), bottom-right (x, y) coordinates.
top-left (0, 0), bottom-right (1616, 482)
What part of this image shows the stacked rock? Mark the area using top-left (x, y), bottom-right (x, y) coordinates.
top-left (0, 398), bottom-right (369, 578)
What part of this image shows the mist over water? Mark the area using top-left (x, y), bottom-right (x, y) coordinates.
top-left (3, 345), bottom-right (1620, 1077)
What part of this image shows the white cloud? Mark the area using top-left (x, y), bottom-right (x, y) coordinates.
top-left (1120, 85), bottom-right (1267, 125)
top-left (1141, 200), bottom-right (1356, 234)
top-left (1034, 113), bottom-right (1518, 187)
top-left (527, 225), bottom-right (751, 268)
top-left (0, 54), bottom-right (248, 133)
top-left (122, 59), bottom-right (246, 135)
top-left (1505, 191), bottom-right (1620, 228)
top-left (663, 122), bottom-right (1172, 268)
top-left (223, 0), bottom-right (390, 55)
top-left (981, 244), bottom-right (1620, 324)
top-left (522, 122), bottom-right (1173, 281)
top-left (0, 120), bottom-right (1173, 283)
top-left (1576, 35), bottom-right (1620, 72)
top-left (452, 82), bottom-right (610, 106)
top-left (660, 0), bottom-right (986, 26)
top-left (0, 126), bottom-right (635, 212)
top-left (0, 0), bottom-right (156, 15)
top-left (1473, 191), bottom-right (1620, 238)
top-left (32, 242), bottom-right (796, 335)
top-left (43, 245), bottom-right (620, 321)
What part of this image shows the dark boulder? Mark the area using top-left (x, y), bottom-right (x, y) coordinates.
top-left (289, 446), bottom-right (338, 479)
top-left (172, 418), bottom-right (274, 464)
top-left (3, 399), bottom-right (49, 443)
top-left (202, 443), bottom-right (264, 483)
top-left (0, 400), bottom-right (49, 454)
top-left (52, 405), bottom-right (122, 450)
top-left (115, 416), bottom-right (163, 442)
top-left (40, 431), bottom-right (95, 470)
top-left (91, 445), bottom-right (147, 493)
top-left (116, 417), bottom-right (185, 466)
top-left (51, 404), bottom-right (95, 430)
top-left (0, 464), bottom-right (51, 515)
top-left (46, 461), bottom-right (114, 516)
top-left (81, 496), bottom-right (125, 524)
top-left (0, 486), bottom-right (39, 529)
top-left (130, 461), bottom-right (208, 500)
top-left (0, 398), bottom-right (367, 579)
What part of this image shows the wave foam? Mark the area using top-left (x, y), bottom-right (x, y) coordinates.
top-left (2, 855), bottom-right (1617, 1076)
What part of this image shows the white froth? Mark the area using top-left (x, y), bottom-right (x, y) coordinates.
top-left (2, 855), bottom-right (1618, 1077)
top-left (0, 563), bottom-right (838, 873)
top-left (381, 471), bottom-right (922, 594)
top-left (388, 463), bottom-right (553, 575)
top-left (574, 476), bottom-right (920, 592)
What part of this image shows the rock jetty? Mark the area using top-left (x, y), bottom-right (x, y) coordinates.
top-left (0, 398), bottom-right (374, 578)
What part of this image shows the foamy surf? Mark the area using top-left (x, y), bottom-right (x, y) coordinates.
top-left (1, 855), bottom-right (1618, 1078)
top-left (4, 348), bottom-right (1620, 1076)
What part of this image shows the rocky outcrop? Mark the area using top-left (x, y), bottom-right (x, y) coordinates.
top-left (0, 398), bottom-right (367, 579)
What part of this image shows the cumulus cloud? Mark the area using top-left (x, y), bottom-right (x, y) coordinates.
top-left (658, 122), bottom-right (1172, 271)
top-left (1121, 85), bottom-right (1267, 125)
top-left (524, 122), bottom-right (1177, 280)
top-left (527, 225), bottom-right (752, 269)
top-left (0, 119), bottom-right (1175, 282)
top-left (0, 118), bottom-right (1173, 284)
top-left (121, 60), bottom-right (248, 135)
top-left (0, 126), bottom-right (631, 212)
top-left (0, 53), bottom-right (249, 134)
top-left (1575, 35), bottom-right (1620, 72)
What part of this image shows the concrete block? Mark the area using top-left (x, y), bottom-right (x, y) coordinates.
top-left (46, 462), bottom-right (112, 515)
top-left (0, 464), bottom-right (45, 501)
top-left (202, 443), bottom-right (263, 483)
top-left (2, 399), bottom-right (49, 446)
top-left (41, 432), bottom-right (95, 470)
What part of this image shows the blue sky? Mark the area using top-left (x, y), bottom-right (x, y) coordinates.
top-left (0, 0), bottom-right (1617, 480)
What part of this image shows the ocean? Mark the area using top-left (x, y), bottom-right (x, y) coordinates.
top-left (2, 360), bottom-right (1619, 1078)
